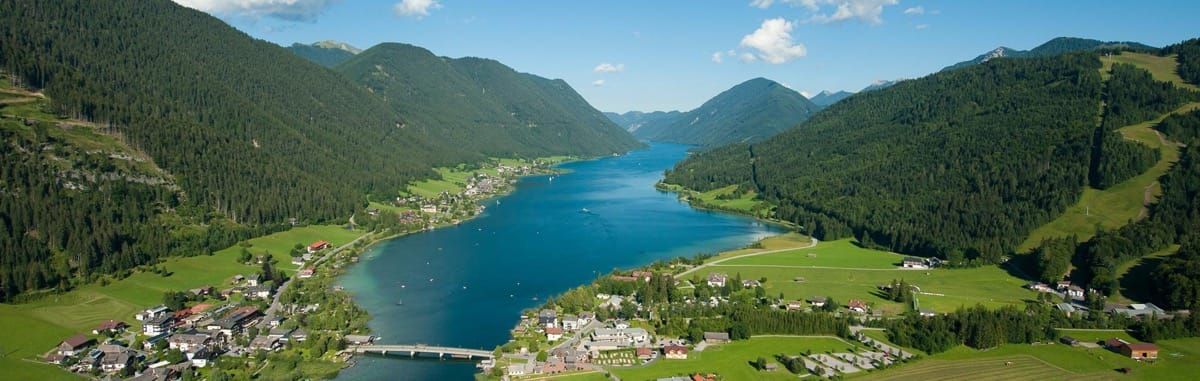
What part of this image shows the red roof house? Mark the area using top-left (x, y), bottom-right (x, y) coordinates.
top-left (307, 240), bottom-right (330, 253)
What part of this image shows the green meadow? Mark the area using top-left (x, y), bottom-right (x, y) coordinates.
top-left (1101, 52), bottom-right (1198, 91)
top-left (722, 238), bottom-right (905, 269)
top-left (609, 336), bottom-right (859, 381)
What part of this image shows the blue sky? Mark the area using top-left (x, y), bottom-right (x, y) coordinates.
top-left (176, 0), bottom-right (1199, 113)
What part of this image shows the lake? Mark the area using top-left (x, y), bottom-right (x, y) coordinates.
top-left (337, 142), bottom-right (784, 380)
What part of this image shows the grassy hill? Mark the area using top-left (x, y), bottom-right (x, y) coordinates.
top-left (632, 78), bottom-right (821, 147)
top-left (335, 43), bottom-right (641, 158)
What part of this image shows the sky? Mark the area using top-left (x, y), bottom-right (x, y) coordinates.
top-left (173, 0), bottom-right (1200, 113)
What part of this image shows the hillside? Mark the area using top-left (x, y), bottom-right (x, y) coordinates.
top-left (809, 90), bottom-right (854, 107)
top-left (943, 37), bottom-right (1157, 71)
top-left (633, 78), bottom-right (820, 146)
top-left (336, 43), bottom-right (641, 157)
top-left (666, 54), bottom-right (1109, 259)
top-left (604, 110), bottom-right (683, 133)
top-left (287, 40), bottom-right (359, 67)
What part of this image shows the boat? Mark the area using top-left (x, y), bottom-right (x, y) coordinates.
top-left (580, 208), bottom-right (590, 213)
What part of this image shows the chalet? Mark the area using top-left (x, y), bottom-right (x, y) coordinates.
top-left (246, 273), bottom-right (263, 287)
top-left (188, 347), bottom-right (214, 368)
top-left (344, 335), bottom-right (375, 345)
top-left (249, 336), bottom-right (281, 352)
top-left (741, 279), bottom-right (762, 288)
top-left (231, 274), bottom-right (245, 283)
top-left (168, 333), bottom-right (212, 352)
top-left (245, 284), bottom-right (272, 300)
top-left (706, 273), bottom-right (727, 287)
top-left (636, 347), bottom-right (655, 360)
top-left (1119, 342), bottom-right (1159, 360)
top-left (57, 334), bottom-right (94, 356)
top-left (545, 326), bottom-right (564, 341)
top-left (99, 344), bottom-right (134, 373)
top-left (807, 296), bottom-right (828, 307)
top-left (136, 305), bottom-right (171, 322)
top-left (562, 314), bottom-right (580, 330)
top-left (1066, 285), bottom-right (1085, 300)
top-left (786, 301), bottom-right (805, 311)
top-left (43, 353), bottom-right (66, 365)
top-left (703, 332), bottom-right (731, 344)
top-left (213, 306), bottom-right (261, 335)
top-left (297, 268), bottom-right (315, 279)
top-left (902, 257), bottom-right (929, 269)
top-left (538, 309), bottom-right (558, 327)
top-left (93, 320), bottom-right (128, 335)
top-left (848, 299), bottom-right (869, 313)
top-left (664, 344), bottom-right (689, 360)
top-left (1105, 338), bottom-right (1128, 349)
top-left (307, 240), bottom-right (330, 253)
top-left (143, 315), bottom-right (172, 336)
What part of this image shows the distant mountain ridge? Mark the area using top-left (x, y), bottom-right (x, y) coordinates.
top-left (809, 90), bottom-right (854, 107)
top-left (631, 78), bottom-right (821, 146)
top-left (287, 40), bottom-right (360, 67)
top-left (604, 111), bottom-right (684, 133)
top-left (336, 43), bottom-right (640, 158)
top-left (943, 37), bottom-right (1157, 71)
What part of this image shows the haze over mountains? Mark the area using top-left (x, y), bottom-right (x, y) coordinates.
top-left (286, 40), bottom-right (361, 67)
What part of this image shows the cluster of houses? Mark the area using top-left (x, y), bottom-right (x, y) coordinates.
top-left (1026, 280), bottom-right (1179, 321)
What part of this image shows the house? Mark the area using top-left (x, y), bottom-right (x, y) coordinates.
top-left (664, 344), bottom-right (689, 360)
top-left (545, 327), bottom-right (564, 341)
top-left (538, 309), bottom-right (558, 327)
top-left (249, 336), bottom-right (281, 352)
top-left (213, 306), bottom-right (262, 335)
top-left (168, 333), bottom-right (212, 352)
top-left (636, 347), bottom-right (655, 360)
top-left (741, 279), bottom-right (762, 288)
top-left (703, 332), bottom-right (730, 344)
top-left (919, 308), bottom-right (937, 317)
top-left (291, 256), bottom-right (306, 266)
top-left (307, 240), bottom-right (330, 253)
top-left (763, 363), bottom-right (779, 371)
top-left (591, 328), bottom-right (628, 342)
top-left (143, 315), bottom-right (173, 336)
top-left (189, 286), bottom-right (214, 296)
top-left (1114, 303), bottom-right (1168, 319)
top-left (420, 205), bottom-right (438, 214)
top-left (587, 340), bottom-right (626, 351)
top-left (246, 273), bottom-right (263, 287)
top-left (291, 328), bottom-right (309, 341)
top-left (578, 312), bottom-right (595, 325)
top-left (848, 299), bottom-right (869, 313)
top-left (626, 328), bottom-right (650, 343)
top-left (562, 314), bottom-right (580, 330)
top-left (1066, 285), bottom-right (1085, 300)
top-left (807, 296), bottom-right (828, 307)
top-left (506, 362), bottom-right (534, 376)
top-left (611, 275), bottom-right (640, 282)
top-left (602, 295), bottom-right (625, 310)
top-left (93, 320), bottom-right (128, 335)
top-left (268, 327), bottom-right (296, 340)
top-left (136, 305), bottom-right (171, 321)
top-left (786, 301), bottom-right (805, 311)
top-left (1105, 338), bottom-right (1128, 349)
top-left (1027, 282), bottom-right (1054, 293)
top-left (1056, 281), bottom-right (1073, 291)
top-left (57, 334), bottom-right (94, 356)
top-left (1056, 303), bottom-right (1082, 317)
top-left (1119, 342), bottom-right (1159, 360)
top-left (126, 367), bottom-right (176, 381)
top-left (188, 347), bottom-right (214, 368)
top-left (297, 268), bottom-right (315, 279)
top-left (99, 344), bottom-right (134, 373)
top-left (902, 256), bottom-right (929, 269)
top-left (245, 284), bottom-right (272, 300)
top-left (613, 319), bottom-right (630, 329)
top-left (631, 271), bottom-right (654, 282)
top-left (43, 353), bottom-right (66, 364)
top-left (542, 358), bottom-right (567, 374)
top-left (706, 273), bottom-right (727, 287)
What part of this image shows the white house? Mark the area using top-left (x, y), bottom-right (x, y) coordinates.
top-left (143, 315), bottom-right (172, 336)
top-left (545, 326), bottom-right (564, 341)
top-left (135, 305), bottom-right (171, 322)
top-left (561, 315), bottom-right (580, 330)
top-left (168, 334), bottom-right (211, 352)
top-left (902, 257), bottom-right (929, 269)
top-left (707, 273), bottom-right (727, 287)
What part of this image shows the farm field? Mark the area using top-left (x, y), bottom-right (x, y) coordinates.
top-left (692, 239), bottom-right (1033, 314)
top-left (0, 225), bottom-right (363, 380)
top-left (608, 336), bottom-right (859, 381)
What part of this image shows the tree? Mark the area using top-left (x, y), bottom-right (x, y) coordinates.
top-left (730, 322), bottom-right (751, 340)
top-left (754, 357), bottom-right (768, 370)
top-left (536, 351), bottom-right (548, 362)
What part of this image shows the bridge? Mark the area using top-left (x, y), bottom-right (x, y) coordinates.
top-left (347, 344), bottom-right (494, 360)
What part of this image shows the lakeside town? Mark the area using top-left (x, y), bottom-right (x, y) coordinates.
top-left (30, 158), bottom-right (565, 381)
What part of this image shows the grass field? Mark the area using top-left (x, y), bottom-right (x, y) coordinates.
top-left (1112, 245), bottom-right (1179, 303)
top-left (0, 225), bottom-right (363, 380)
top-left (1101, 52), bottom-right (1199, 91)
top-left (609, 336), bottom-right (859, 381)
top-left (692, 239), bottom-right (1033, 314)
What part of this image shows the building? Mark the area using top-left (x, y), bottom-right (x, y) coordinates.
top-left (703, 332), bottom-right (730, 344)
top-left (631, 271), bottom-right (654, 282)
top-left (307, 240), bottom-right (330, 253)
top-left (143, 315), bottom-right (173, 336)
top-left (538, 309), bottom-right (558, 327)
top-left (188, 347), bottom-right (214, 368)
top-left (344, 335), bottom-right (375, 345)
top-left (562, 315), bottom-right (580, 330)
top-left (807, 296), bottom-right (828, 307)
top-left (706, 273), bottom-right (727, 287)
top-left (848, 299), bottom-right (869, 313)
top-left (92, 320), bottom-right (128, 335)
top-left (1114, 303), bottom-right (1168, 319)
top-left (168, 333), bottom-right (212, 352)
top-left (99, 344), bottom-right (134, 373)
top-left (664, 344), bottom-right (689, 360)
top-left (1066, 285), bottom-right (1085, 300)
top-left (902, 257), bottom-right (929, 269)
top-left (545, 327), bottom-right (564, 341)
top-left (297, 268), bottom-right (315, 279)
top-left (636, 347), bottom-right (655, 360)
top-left (245, 284), bottom-right (272, 300)
top-left (1119, 342), bottom-right (1159, 360)
top-left (136, 305), bottom-right (171, 321)
top-left (786, 301), bottom-right (805, 311)
top-left (291, 256), bottom-right (306, 266)
top-left (249, 336), bottom-right (281, 352)
top-left (1027, 282), bottom-right (1054, 293)
top-left (741, 279), bottom-right (762, 288)
top-left (919, 308), bottom-right (937, 317)
top-left (578, 312), bottom-right (595, 325)
top-left (57, 334), bottom-right (94, 356)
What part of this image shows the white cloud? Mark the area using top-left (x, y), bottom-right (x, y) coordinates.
top-left (593, 63), bottom-right (626, 73)
top-left (903, 6), bottom-right (924, 15)
top-left (172, 0), bottom-right (337, 22)
top-left (739, 18), bottom-right (807, 64)
top-left (739, 52), bottom-right (759, 63)
top-left (393, 0), bottom-right (441, 19)
top-left (592, 79), bottom-right (605, 87)
top-left (751, 0), bottom-right (900, 25)
top-left (915, 24), bottom-right (929, 30)
top-left (711, 52), bottom-right (724, 64)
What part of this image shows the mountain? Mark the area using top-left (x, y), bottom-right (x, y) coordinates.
top-left (808, 90), bottom-right (854, 107)
top-left (604, 111), bottom-right (684, 133)
top-left (633, 78), bottom-right (821, 146)
top-left (943, 37), bottom-right (1157, 71)
top-left (287, 40), bottom-right (360, 67)
top-left (336, 43), bottom-right (640, 158)
top-left (860, 79), bottom-right (903, 92)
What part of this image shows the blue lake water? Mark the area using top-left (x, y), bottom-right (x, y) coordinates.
top-left (337, 142), bottom-right (783, 380)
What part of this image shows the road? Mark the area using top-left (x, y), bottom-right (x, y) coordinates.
top-left (674, 236), bottom-right (818, 279)
top-left (261, 232), bottom-right (375, 327)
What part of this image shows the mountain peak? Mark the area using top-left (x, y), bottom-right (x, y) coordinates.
top-left (312, 40), bottom-right (362, 54)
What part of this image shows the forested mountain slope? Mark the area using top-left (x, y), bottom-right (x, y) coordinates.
top-left (632, 78), bottom-right (820, 146)
top-left (287, 40), bottom-right (359, 67)
top-left (943, 37), bottom-right (1157, 71)
top-left (666, 55), bottom-right (1110, 260)
top-left (335, 43), bottom-right (640, 157)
